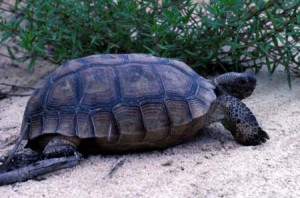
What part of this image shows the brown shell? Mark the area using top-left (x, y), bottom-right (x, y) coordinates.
top-left (22, 54), bottom-right (216, 152)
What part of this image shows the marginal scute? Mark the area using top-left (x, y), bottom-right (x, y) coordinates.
top-left (188, 98), bottom-right (209, 119)
top-left (56, 113), bottom-right (75, 137)
top-left (91, 111), bottom-right (118, 142)
top-left (141, 103), bottom-right (170, 142)
top-left (76, 112), bottom-right (93, 138)
top-left (113, 105), bottom-right (145, 143)
top-left (29, 116), bottom-right (42, 140)
top-left (43, 111), bottom-right (58, 134)
top-left (165, 100), bottom-right (192, 127)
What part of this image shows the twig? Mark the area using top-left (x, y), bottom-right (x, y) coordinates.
top-left (103, 158), bottom-right (126, 179)
top-left (0, 93), bottom-right (32, 98)
top-left (0, 92), bottom-right (32, 100)
top-left (0, 152), bottom-right (43, 166)
top-left (5, 123), bottom-right (28, 165)
top-left (0, 83), bottom-right (36, 90)
top-left (0, 6), bottom-right (11, 13)
top-left (0, 155), bottom-right (81, 186)
top-left (1, 1), bottom-right (17, 8)
top-left (0, 52), bottom-right (12, 59)
top-left (6, 93), bottom-right (32, 97)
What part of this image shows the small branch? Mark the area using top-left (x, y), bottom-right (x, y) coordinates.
top-left (1, 1), bottom-right (16, 8)
top-left (103, 158), bottom-right (126, 179)
top-left (0, 83), bottom-right (36, 90)
top-left (7, 93), bottom-right (32, 97)
top-left (0, 6), bottom-right (11, 13)
top-left (4, 123), bottom-right (28, 165)
top-left (0, 92), bottom-right (32, 100)
top-left (0, 52), bottom-right (12, 59)
top-left (0, 155), bottom-right (81, 186)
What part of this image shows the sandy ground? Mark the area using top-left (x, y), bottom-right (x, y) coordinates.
top-left (0, 53), bottom-right (299, 198)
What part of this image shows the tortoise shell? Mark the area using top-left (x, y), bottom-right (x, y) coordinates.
top-left (22, 54), bottom-right (216, 152)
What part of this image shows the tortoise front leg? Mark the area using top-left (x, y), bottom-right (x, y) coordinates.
top-left (218, 95), bottom-right (270, 145)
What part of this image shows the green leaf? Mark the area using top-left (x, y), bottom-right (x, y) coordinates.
top-left (258, 44), bottom-right (270, 56)
top-left (231, 36), bottom-right (239, 55)
top-left (0, 0), bottom-right (297, 84)
top-left (6, 46), bottom-right (16, 59)
top-left (184, 49), bottom-right (198, 56)
top-left (28, 56), bottom-right (36, 72)
top-left (71, 31), bottom-right (77, 45)
top-left (143, 46), bottom-right (156, 54)
top-left (271, 36), bottom-right (279, 47)
top-left (157, 44), bottom-right (168, 50)
top-left (286, 68), bottom-right (292, 89)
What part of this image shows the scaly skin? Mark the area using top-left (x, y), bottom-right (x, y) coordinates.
top-left (42, 136), bottom-right (80, 157)
top-left (217, 95), bottom-right (269, 145)
top-left (213, 71), bottom-right (257, 99)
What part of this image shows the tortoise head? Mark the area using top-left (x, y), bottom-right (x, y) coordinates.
top-left (213, 71), bottom-right (257, 99)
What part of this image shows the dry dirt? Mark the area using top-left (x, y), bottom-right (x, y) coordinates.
top-left (0, 53), bottom-right (299, 198)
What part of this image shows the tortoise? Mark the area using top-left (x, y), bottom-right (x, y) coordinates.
top-left (17, 53), bottom-right (269, 157)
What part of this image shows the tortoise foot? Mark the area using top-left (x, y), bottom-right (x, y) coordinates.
top-left (44, 145), bottom-right (76, 158)
top-left (43, 136), bottom-right (79, 158)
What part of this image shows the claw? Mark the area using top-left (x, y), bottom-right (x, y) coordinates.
top-left (240, 128), bottom-right (270, 146)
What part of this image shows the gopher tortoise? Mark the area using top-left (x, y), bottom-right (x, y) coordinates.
top-left (18, 53), bottom-right (269, 157)
top-left (0, 54), bottom-right (270, 185)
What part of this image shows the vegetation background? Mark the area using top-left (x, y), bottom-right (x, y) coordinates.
top-left (0, 0), bottom-right (299, 85)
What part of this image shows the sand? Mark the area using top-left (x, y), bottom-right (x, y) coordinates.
top-left (0, 53), bottom-right (299, 198)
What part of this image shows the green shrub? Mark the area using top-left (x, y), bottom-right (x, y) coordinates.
top-left (0, 0), bottom-right (299, 84)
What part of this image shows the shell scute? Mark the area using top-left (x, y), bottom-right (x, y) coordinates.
top-left (46, 75), bottom-right (77, 108)
top-left (91, 111), bottom-right (118, 143)
top-left (165, 100), bottom-right (192, 126)
top-left (43, 111), bottom-right (58, 134)
top-left (26, 89), bottom-right (44, 114)
top-left (156, 64), bottom-right (195, 96)
top-left (112, 105), bottom-right (145, 143)
top-left (141, 103), bottom-right (170, 142)
top-left (76, 112), bottom-right (93, 138)
top-left (116, 64), bottom-right (164, 100)
top-left (80, 66), bottom-right (119, 107)
top-left (29, 115), bottom-right (42, 140)
top-left (56, 113), bottom-right (75, 137)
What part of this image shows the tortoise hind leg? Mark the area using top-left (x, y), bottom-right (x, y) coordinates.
top-left (42, 135), bottom-right (81, 158)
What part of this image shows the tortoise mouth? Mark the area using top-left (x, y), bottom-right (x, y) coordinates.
top-left (230, 86), bottom-right (254, 99)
